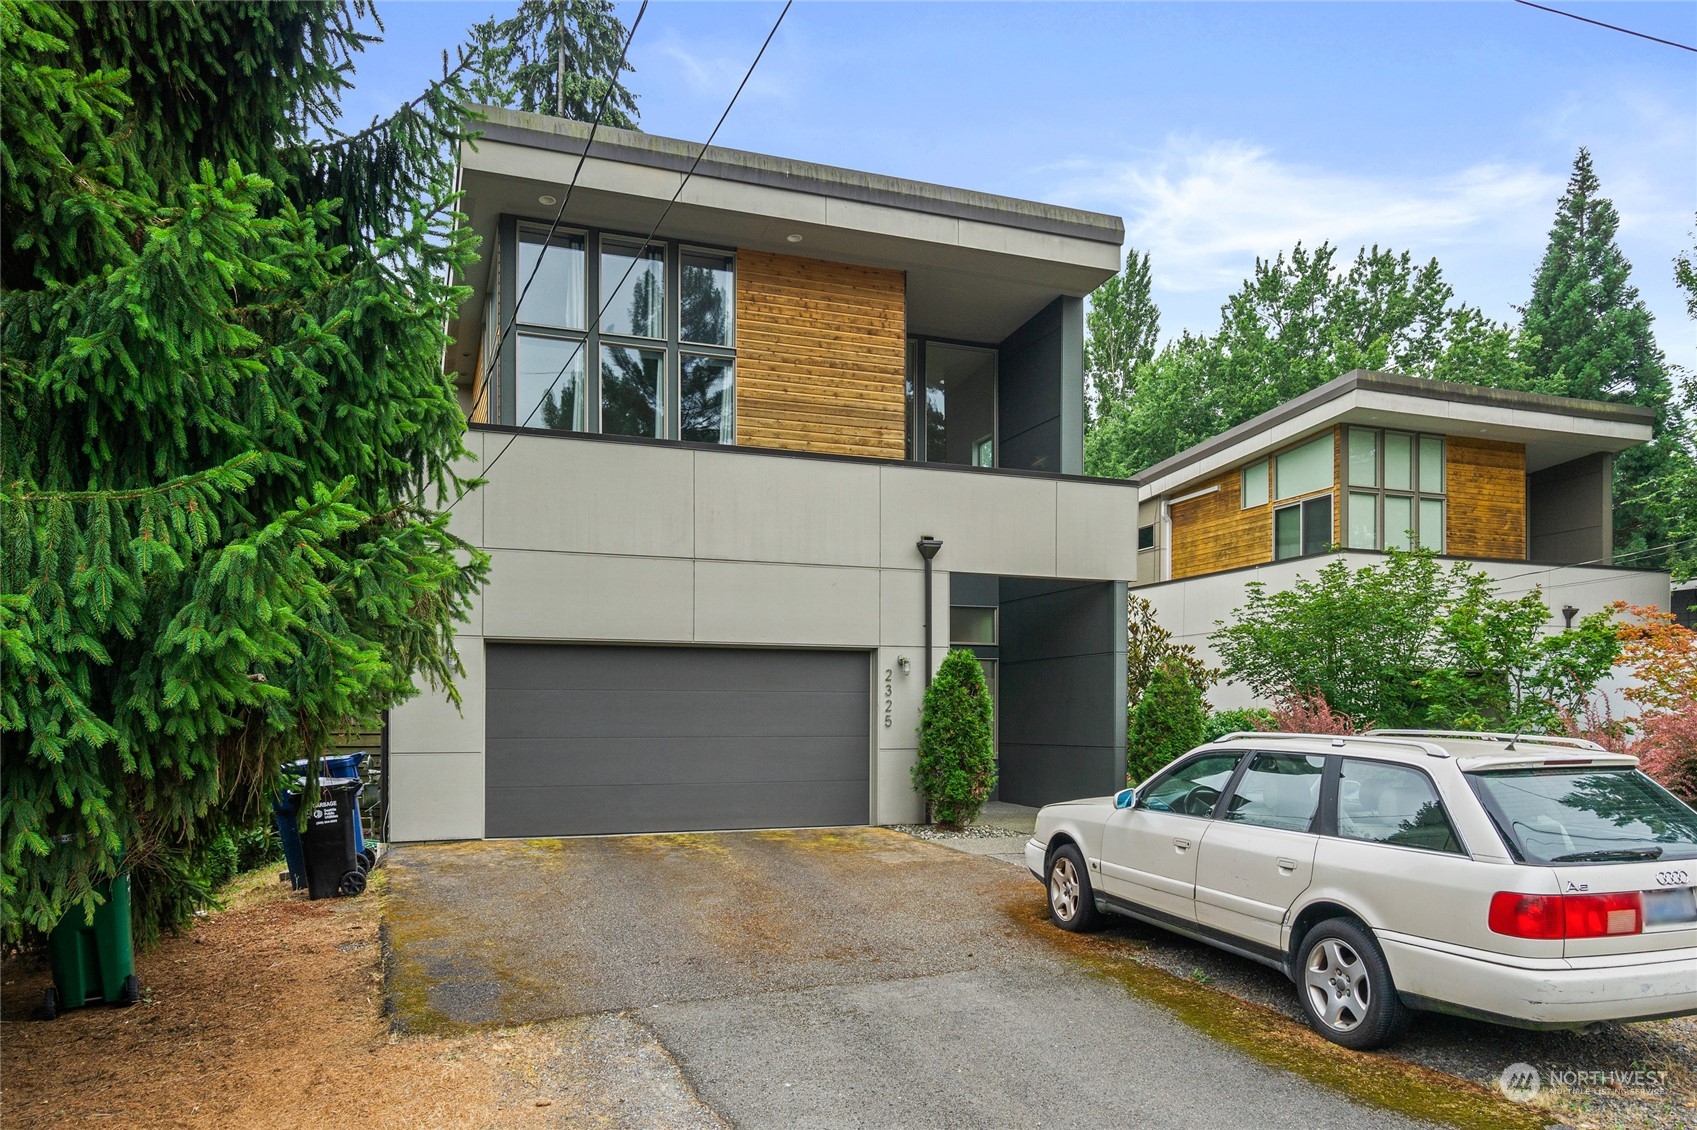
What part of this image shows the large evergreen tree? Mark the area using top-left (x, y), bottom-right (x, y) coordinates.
top-left (466, 0), bottom-right (637, 124)
top-left (1519, 149), bottom-right (1679, 563)
top-left (0, 1), bottom-right (497, 942)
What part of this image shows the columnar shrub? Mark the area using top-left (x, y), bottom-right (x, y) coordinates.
top-left (1128, 658), bottom-right (1206, 783)
top-left (912, 649), bottom-right (997, 827)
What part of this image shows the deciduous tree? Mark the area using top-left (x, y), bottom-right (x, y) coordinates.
top-left (1085, 248), bottom-right (1159, 422)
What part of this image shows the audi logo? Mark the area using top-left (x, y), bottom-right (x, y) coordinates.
top-left (1656, 870), bottom-right (1690, 887)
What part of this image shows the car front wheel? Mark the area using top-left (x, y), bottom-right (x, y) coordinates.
top-left (1046, 844), bottom-right (1101, 932)
top-left (1296, 918), bottom-right (1410, 1049)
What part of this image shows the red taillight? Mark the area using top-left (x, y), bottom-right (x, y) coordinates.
top-left (1489, 891), bottom-right (1643, 939)
top-left (1564, 892), bottom-right (1642, 938)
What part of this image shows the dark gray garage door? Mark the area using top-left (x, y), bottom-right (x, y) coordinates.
top-left (485, 644), bottom-right (870, 837)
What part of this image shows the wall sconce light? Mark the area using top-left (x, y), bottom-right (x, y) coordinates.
top-left (897, 656), bottom-right (912, 675)
top-left (1561, 605), bottom-right (1579, 630)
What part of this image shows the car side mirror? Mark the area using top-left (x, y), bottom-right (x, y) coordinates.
top-left (1114, 787), bottom-right (1137, 810)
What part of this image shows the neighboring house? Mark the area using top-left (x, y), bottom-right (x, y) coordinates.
top-left (1131, 370), bottom-right (1671, 709)
top-left (387, 108), bottom-right (1136, 841)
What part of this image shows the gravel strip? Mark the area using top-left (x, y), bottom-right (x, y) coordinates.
top-left (889, 823), bottom-right (1025, 842)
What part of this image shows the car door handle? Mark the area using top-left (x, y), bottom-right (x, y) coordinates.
top-left (1276, 857), bottom-right (1298, 871)
top-left (1173, 838), bottom-right (1191, 852)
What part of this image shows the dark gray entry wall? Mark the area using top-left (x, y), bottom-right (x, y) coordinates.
top-left (997, 579), bottom-right (1126, 806)
top-left (997, 297), bottom-right (1084, 475)
top-left (485, 644), bottom-right (870, 837)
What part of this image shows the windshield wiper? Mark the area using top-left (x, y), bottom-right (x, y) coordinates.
top-left (1550, 847), bottom-right (1664, 863)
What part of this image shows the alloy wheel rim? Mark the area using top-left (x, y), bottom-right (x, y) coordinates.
top-left (1303, 937), bottom-right (1371, 1032)
top-left (1050, 857), bottom-right (1080, 921)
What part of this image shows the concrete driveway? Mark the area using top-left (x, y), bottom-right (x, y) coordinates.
top-left (383, 829), bottom-right (1488, 1130)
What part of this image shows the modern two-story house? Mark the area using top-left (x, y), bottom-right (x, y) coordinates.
top-left (387, 109), bottom-right (1137, 841)
top-left (1131, 370), bottom-right (1671, 708)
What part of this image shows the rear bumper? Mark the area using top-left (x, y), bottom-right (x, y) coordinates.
top-left (1382, 936), bottom-right (1697, 1028)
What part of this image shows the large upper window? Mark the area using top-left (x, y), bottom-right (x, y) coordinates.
top-left (913, 341), bottom-right (997, 467)
top-left (1344, 427), bottom-right (1444, 552)
top-left (497, 221), bottom-right (735, 444)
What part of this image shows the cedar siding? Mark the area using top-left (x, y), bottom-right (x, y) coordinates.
top-left (735, 250), bottom-right (907, 459)
top-left (1170, 468), bottom-right (1273, 580)
top-left (1445, 436), bottom-right (1527, 559)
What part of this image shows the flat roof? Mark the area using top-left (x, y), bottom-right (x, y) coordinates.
top-left (472, 108), bottom-right (1125, 245)
top-left (1135, 369), bottom-right (1656, 497)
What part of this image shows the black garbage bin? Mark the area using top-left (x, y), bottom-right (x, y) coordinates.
top-left (300, 778), bottom-right (367, 900)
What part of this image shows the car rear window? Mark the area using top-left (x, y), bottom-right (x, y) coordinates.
top-left (1467, 767), bottom-right (1697, 864)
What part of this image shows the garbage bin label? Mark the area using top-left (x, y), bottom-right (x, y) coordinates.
top-left (311, 802), bottom-right (338, 825)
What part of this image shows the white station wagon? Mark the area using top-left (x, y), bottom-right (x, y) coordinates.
top-left (1025, 730), bottom-right (1697, 1048)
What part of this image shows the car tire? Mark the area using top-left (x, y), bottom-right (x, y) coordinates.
top-left (1045, 844), bottom-right (1101, 932)
top-left (1295, 918), bottom-right (1410, 1049)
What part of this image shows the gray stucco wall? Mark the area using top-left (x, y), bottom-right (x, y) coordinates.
top-left (996, 578), bottom-right (1127, 806)
top-left (997, 297), bottom-right (1085, 476)
top-left (388, 430), bottom-right (1139, 841)
top-left (1529, 453), bottom-right (1613, 564)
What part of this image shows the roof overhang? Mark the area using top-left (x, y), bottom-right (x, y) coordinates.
top-left (1135, 370), bottom-right (1656, 501)
top-left (447, 109), bottom-right (1124, 377)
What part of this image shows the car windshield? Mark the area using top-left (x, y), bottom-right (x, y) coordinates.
top-left (1467, 767), bottom-right (1697, 864)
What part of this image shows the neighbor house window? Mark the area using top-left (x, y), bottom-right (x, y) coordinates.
top-left (1274, 435), bottom-right (1332, 500)
top-left (1137, 524), bottom-right (1156, 551)
top-left (1343, 427), bottom-right (1445, 552)
top-left (1274, 494), bottom-right (1332, 560)
top-left (496, 222), bottom-right (735, 444)
top-left (1241, 460), bottom-right (1269, 508)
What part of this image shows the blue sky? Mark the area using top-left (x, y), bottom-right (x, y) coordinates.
top-left (344, 1), bottom-right (1697, 370)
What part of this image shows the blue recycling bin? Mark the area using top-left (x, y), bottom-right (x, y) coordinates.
top-left (273, 752), bottom-right (375, 889)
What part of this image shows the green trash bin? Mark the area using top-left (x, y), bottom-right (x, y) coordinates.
top-left (42, 872), bottom-right (140, 1019)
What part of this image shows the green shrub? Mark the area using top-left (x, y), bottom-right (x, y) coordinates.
top-left (1128, 658), bottom-right (1206, 783)
top-left (912, 649), bottom-right (998, 827)
top-left (1202, 707), bottom-right (1276, 743)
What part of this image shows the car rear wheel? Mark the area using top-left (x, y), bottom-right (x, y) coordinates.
top-left (1296, 918), bottom-right (1410, 1049)
top-left (1046, 844), bottom-right (1101, 932)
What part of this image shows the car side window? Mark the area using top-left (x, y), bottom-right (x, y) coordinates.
top-left (1337, 759), bottom-right (1463, 854)
top-left (1139, 754), bottom-right (1242, 818)
top-left (1224, 752), bottom-right (1325, 832)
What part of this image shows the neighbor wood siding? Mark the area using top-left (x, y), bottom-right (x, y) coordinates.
top-left (735, 250), bottom-right (906, 458)
top-left (1170, 468), bottom-right (1274, 580)
top-left (1445, 437), bottom-right (1527, 559)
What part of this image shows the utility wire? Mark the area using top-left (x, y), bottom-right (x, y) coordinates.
top-left (463, 0), bottom-right (649, 426)
top-left (468, 0), bottom-right (794, 494)
top-left (1511, 0), bottom-right (1697, 53)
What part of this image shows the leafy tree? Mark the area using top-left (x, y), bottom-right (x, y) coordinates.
top-left (1086, 243), bottom-right (1532, 479)
top-left (1210, 549), bottom-right (1620, 730)
top-left (466, 0), bottom-right (637, 124)
top-left (1125, 594), bottom-right (1214, 705)
top-left (1085, 248), bottom-right (1159, 422)
top-left (1519, 149), bottom-right (1680, 564)
top-left (1201, 707), bottom-right (1276, 743)
top-left (1613, 603), bottom-right (1697, 714)
top-left (1, 1), bottom-right (488, 943)
top-left (911, 649), bottom-right (997, 827)
top-left (1127, 658), bottom-right (1206, 783)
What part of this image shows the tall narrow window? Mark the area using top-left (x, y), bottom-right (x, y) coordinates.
top-left (1347, 492), bottom-right (1377, 549)
top-left (600, 344), bottom-right (663, 438)
top-left (1347, 428), bottom-right (1378, 487)
top-left (1242, 460), bottom-right (1269, 508)
top-left (922, 342), bottom-right (996, 467)
top-left (601, 238), bottom-right (665, 339)
top-left (680, 354), bottom-right (734, 444)
top-left (680, 250), bottom-right (734, 346)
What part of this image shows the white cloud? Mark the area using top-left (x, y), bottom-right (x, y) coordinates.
top-left (1049, 137), bottom-right (1560, 295)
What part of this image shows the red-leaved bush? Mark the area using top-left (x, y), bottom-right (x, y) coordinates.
top-left (1265, 692), bottom-right (1362, 735)
top-left (1556, 697), bottom-right (1631, 754)
top-left (1634, 704), bottom-right (1697, 806)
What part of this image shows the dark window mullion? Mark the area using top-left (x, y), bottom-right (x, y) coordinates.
top-left (586, 229), bottom-right (602, 432)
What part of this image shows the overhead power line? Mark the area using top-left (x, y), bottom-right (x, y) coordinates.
top-left (463, 0), bottom-right (650, 426)
top-left (1511, 0), bottom-right (1697, 53)
top-left (469, 0), bottom-right (794, 494)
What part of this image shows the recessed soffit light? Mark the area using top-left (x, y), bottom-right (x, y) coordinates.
top-left (538, 194), bottom-right (557, 206)
top-left (785, 233), bottom-right (803, 243)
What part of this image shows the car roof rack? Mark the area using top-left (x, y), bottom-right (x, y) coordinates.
top-left (1363, 729), bottom-right (1607, 754)
top-left (1210, 730), bottom-right (1453, 759)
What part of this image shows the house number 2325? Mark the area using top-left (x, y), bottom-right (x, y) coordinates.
top-left (882, 669), bottom-right (894, 728)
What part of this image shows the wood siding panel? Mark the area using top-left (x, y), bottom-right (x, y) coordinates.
top-left (1446, 437), bottom-right (1526, 559)
top-left (1170, 469), bottom-right (1274, 580)
top-left (736, 250), bottom-right (906, 459)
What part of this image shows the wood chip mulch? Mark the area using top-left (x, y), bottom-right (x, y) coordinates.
top-left (1, 869), bottom-right (560, 1129)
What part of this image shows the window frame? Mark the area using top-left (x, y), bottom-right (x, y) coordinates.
top-left (1343, 427), bottom-right (1446, 552)
top-left (494, 217), bottom-right (737, 444)
top-left (1273, 493), bottom-right (1333, 561)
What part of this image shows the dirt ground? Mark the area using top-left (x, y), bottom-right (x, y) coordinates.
top-left (0, 867), bottom-right (720, 1130)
